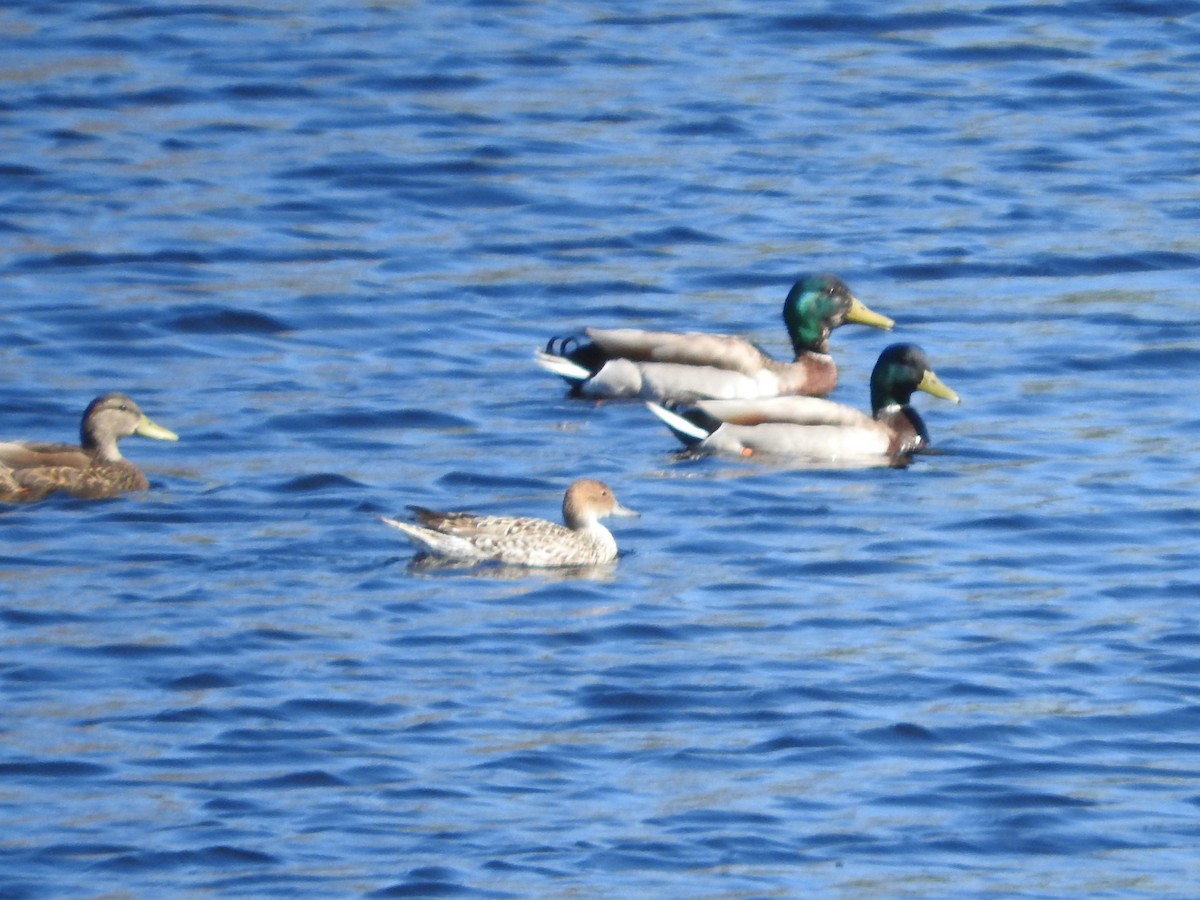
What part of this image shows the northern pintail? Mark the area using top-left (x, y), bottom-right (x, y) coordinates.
top-left (382, 478), bottom-right (638, 567)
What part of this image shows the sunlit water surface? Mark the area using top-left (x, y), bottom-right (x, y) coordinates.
top-left (3, 2), bottom-right (1200, 896)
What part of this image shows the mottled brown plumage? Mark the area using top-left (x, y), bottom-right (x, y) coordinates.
top-left (381, 479), bottom-right (638, 567)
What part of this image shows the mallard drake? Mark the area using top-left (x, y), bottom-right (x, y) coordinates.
top-left (381, 478), bottom-right (638, 567)
top-left (646, 343), bottom-right (959, 464)
top-left (536, 274), bottom-right (894, 402)
top-left (0, 393), bottom-right (179, 500)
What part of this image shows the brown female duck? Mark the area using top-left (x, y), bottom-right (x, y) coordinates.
top-left (381, 478), bottom-right (638, 567)
top-left (0, 393), bottom-right (178, 501)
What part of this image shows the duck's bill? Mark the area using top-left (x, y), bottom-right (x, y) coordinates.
top-left (846, 297), bottom-right (895, 331)
top-left (918, 370), bottom-right (960, 404)
top-left (136, 416), bottom-right (180, 441)
top-left (612, 501), bottom-right (640, 518)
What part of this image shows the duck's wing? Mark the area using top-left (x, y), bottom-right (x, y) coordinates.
top-left (407, 506), bottom-right (515, 537)
top-left (407, 506), bottom-right (477, 529)
top-left (407, 508), bottom-right (569, 542)
top-left (0, 441), bottom-right (91, 471)
top-left (586, 328), bottom-right (773, 376)
top-left (692, 396), bottom-right (876, 428)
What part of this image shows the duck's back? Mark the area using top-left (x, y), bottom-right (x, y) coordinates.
top-left (694, 396), bottom-right (875, 428)
top-left (0, 441), bottom-right (92, 470)
top-left (587, 328), bottom-right (772, 376)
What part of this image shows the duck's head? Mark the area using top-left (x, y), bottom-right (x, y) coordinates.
top-left (782, 274), bottom-right (894, 354)
top-left (563, 478), bottom-right (639, 528)
top-left (81, 393), bottom-right (179, 462)
top-left (869, 343), bottom-right (960, 414)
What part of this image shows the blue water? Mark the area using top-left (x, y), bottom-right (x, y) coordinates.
top-left (3, 1), bottom-right (1200, 896)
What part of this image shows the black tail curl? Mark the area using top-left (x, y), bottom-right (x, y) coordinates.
top-left (543, 333), bottom-right (608, 376)
top-left (544, 333), bottom-right (586, 356)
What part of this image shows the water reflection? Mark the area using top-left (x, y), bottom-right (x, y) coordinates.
top-left (401, 551), bottom-right (620, 582)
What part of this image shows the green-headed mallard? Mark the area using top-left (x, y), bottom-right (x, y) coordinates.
top-left (381, 478), bottom-right (638, 567)
top-left (535, 274), bottom-right (894, 402)
top-left (0, 393), bottom-right (179, 501)
top-left (646, 343), bottom-right (959, 464)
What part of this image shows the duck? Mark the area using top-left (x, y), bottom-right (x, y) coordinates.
top-left (535, 274), bottom-right (895, 402)
top-left (646, 343), bottom-right (959, 464)
top-left (0, 393), bottom-right (179, 500)
top-left (381, 478), bottom-right (638, 567)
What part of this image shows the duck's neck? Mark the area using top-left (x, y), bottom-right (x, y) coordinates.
top-left (575, 519), bottom-right (617, 556)
top-left (785, 313), bottom-right (829, 356)
top-left (876, 405), bottom-right (929, 454)
top-left (783, 287), bottom-right (832, 354)
top-left (82, 430), bottom-right (123, 463)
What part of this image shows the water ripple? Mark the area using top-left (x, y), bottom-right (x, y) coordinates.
top-left (3, 1), bottom-right (1200, 897)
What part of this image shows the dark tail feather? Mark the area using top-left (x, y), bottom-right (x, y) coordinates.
top-left (543, 333), bottom-right (607, 375)
top-left (645, 402), bottom-right (718, 447)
